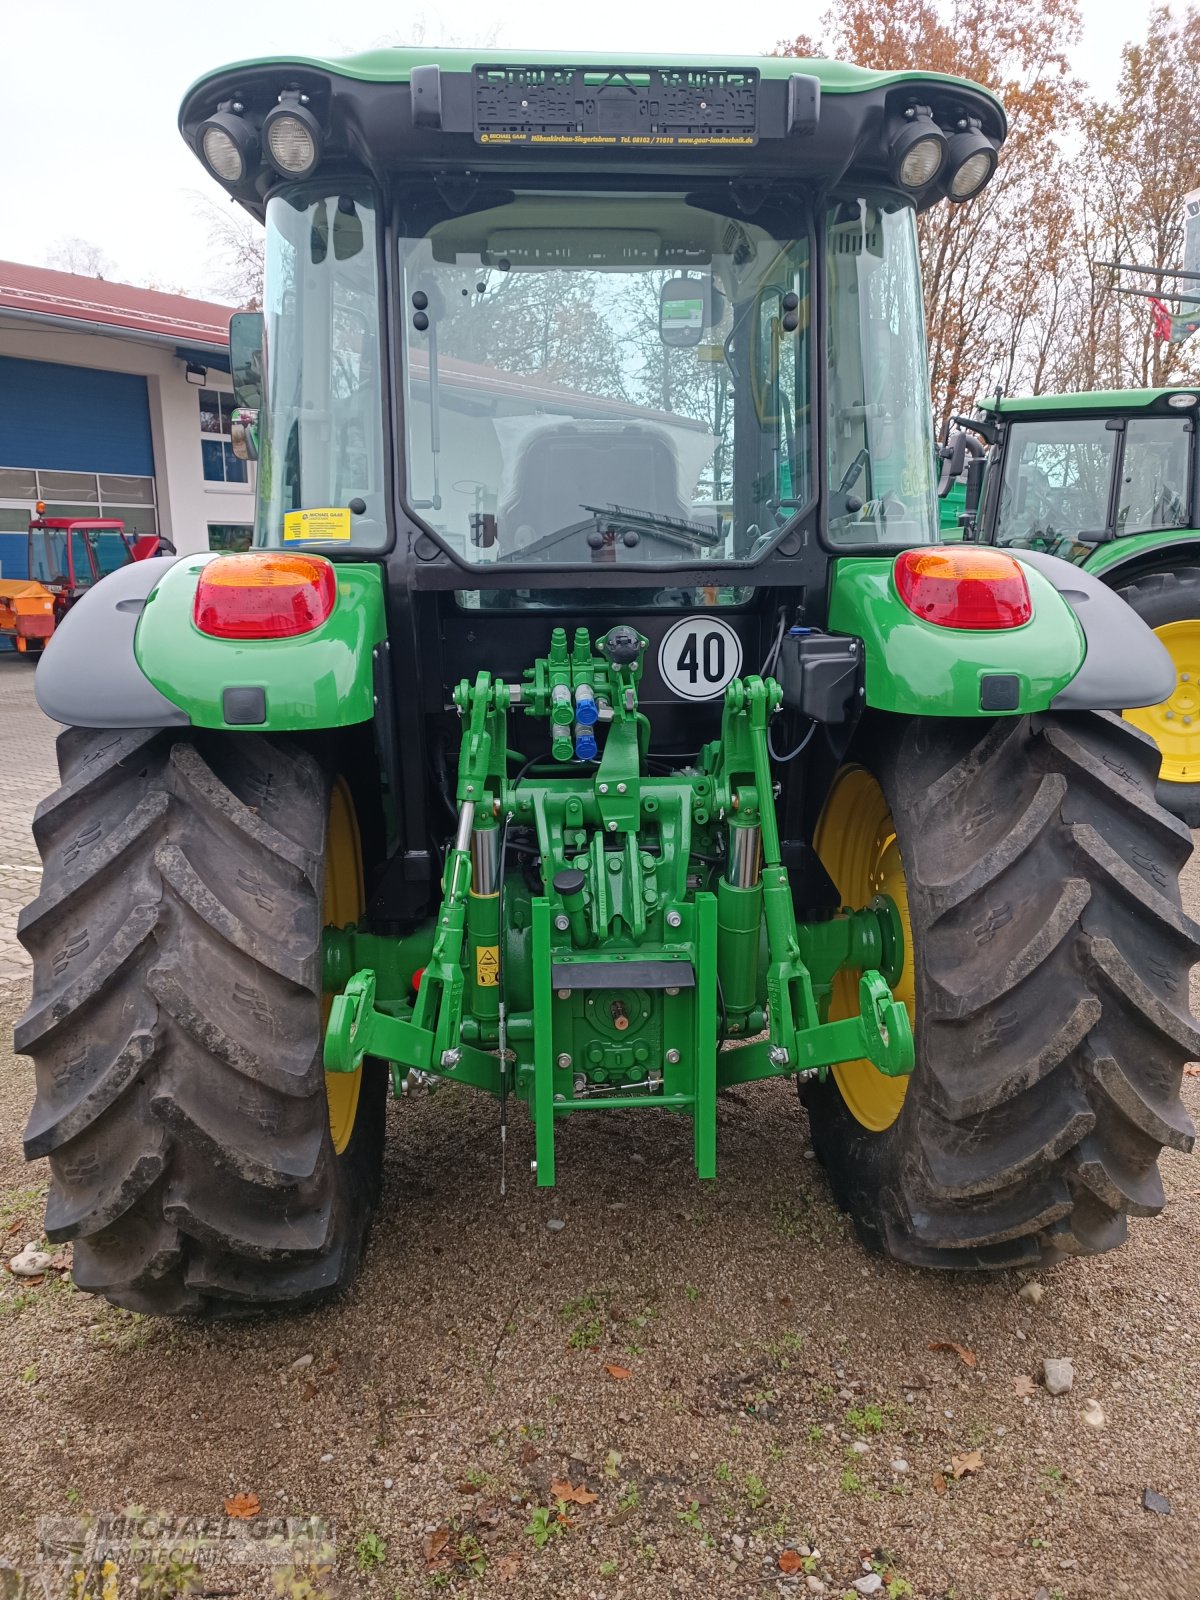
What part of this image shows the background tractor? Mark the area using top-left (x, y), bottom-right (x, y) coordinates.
top-left (945, 389), bottom-right (1200, 822)
top-left (0, 511), bottom-right (167, 653)
top-left (15, 50), bottom-right (1198, 1316)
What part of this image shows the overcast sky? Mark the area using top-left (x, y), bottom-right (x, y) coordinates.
top-left (0, 0), bottom-right (1178, 300)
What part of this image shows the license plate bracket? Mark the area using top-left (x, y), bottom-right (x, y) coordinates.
top-left (473, 65), bottom-right (759, 147)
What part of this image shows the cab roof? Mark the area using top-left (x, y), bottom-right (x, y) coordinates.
top-left (185, 46), bottom-right (1005, 123)
top-left (180, 47), bottom-right (1006, 220)
top-left (980, 388), bottom-right (1200, 416)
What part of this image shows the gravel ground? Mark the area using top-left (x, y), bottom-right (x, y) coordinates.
top-left (0, 737), bottom-right (1197, 1597)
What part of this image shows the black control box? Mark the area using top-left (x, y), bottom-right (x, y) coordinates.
top-left (776, 630), bottom-right (862, 724)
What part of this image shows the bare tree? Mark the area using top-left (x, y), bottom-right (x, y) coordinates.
top-left (43, 235), bottom-right (116, 279)
top-left (193, 196), bottom-right (265, 309)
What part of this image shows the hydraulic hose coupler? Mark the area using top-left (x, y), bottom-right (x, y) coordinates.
top-left (553, 867), bottom-right (591, 947)
top-left (551, 681), bottom-right (574, 763)
top-left (574, 683), bottom-right (599, 725)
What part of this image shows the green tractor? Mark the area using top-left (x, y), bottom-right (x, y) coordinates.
top-left (945, 388), bottom-right (1200, 821)
top-left (16, 50), bottom-right (1198, 1315)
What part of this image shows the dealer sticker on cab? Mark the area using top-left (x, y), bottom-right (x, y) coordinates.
top-left (283, 506), bottom-right (352, 542)
top-left (658, 616), bottom-right (743, 701)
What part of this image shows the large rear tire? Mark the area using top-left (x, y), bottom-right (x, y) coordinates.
top-left (1116, 565), bottom-right (1200, 826)
top-left (805, 711), bottom-right (1198, 1269)
top-left (15, 728), bottom-right (386, 1316)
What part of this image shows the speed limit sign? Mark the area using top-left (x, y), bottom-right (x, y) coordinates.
top-left (658, 616), bottom-right (743, 701)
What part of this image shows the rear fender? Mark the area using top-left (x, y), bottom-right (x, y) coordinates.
top-left (134, 554), bottom-right (387, 729)
top-left (827, 551), bottom-right (1172, 717)
top-left (1082, 528), bottom-right (1200, 584)
top-left (36, 552), bottom-right (387, 731)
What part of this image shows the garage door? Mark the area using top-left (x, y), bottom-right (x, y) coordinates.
top-left (0, 359), bottom-right (155, 578)
top-left (0, 356), bottom-right (154, 476)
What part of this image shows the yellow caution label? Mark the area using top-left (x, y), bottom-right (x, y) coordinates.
top-left (283, 506), bottom-right (352, 542)
top-left (475, 945), bottom-right (500, 987)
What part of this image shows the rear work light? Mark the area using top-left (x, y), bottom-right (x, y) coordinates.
top-left (193, 552), bottom-right (336, 640)
top-left (893, 548), bottom-right (1032, 630)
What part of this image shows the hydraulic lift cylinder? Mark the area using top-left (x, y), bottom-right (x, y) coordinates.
top-left (468, 816), bottom-right (500, 1022)
top-left (717, 821), bottom-right (763, 1016)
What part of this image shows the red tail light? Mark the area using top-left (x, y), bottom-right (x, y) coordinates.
top-left (193, 552), bottom-right (336, 640)
top-left (893, 548), bottom-right (1032, 629)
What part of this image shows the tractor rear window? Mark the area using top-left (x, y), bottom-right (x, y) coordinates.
top-left (397, 189), bottom-right (813, 570)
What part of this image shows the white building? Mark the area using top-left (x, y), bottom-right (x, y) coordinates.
top-left (0, 260), bottom-right (252, 578)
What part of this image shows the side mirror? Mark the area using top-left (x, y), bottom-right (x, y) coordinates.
top-left (936, 429), bottom-right (968, 498)
top-left (659, 275), bottom-right (709, 348)
top-left (229, 310), bottom-right (263, 463)
top-left (964, 455), bottom-right (985, 516)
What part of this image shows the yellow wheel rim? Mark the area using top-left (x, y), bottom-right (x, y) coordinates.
top-left (813, 766), bottom-right (914, 1133)
top-left (323, 778), bottom-right (364, 1155)
top-left (1123, 619), bottom-right (1200, 785)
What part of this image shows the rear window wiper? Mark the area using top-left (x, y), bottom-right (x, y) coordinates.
top-left (497, 503), bottom-right (722, 561)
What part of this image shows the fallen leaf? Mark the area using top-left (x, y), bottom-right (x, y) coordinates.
top-left (48, 1252), bottom-right (72, 1273)
top-left (301, 1379), bottom-right (318, 1402)
top-left (951, 1451), bottom-right (984, 1480)
top-left (1013, 1375), bottom-right (1037, 1398)
top-left (493, 1553), bottom-right (521, 1580)
top-left (932, 1473), bottom-right (947, 1495)
top-left (928, 1341), bottom-right (977, 1369)
top-left (224, 1492), bottom-right (260, 1520)
top-left (551, 1478), bottom-right (598, 1505)
top-left (778, 1550), bottom-right (804, 1575)
top-left (423, 1527), bottom-right (450, 1566)
top-left (605, 1364), bottom-right (632, 1381)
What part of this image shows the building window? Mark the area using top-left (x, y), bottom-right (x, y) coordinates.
top-left (0, 465), bottom-right (158, 536)
top-left (208, 523), bottom-right (253, 552)
top-left (199, 388), bottom-right (248, 485)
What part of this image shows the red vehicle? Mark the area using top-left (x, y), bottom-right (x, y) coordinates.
top-left (0, 513), bottom-right (170, 652)
top-left (28, 516), bottom-right (163, 594)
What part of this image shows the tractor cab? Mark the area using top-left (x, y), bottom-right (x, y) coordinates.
top-left (28, 515), bottom-right (138, 600)
top-left (979, 391), bottom-right (1199, 561)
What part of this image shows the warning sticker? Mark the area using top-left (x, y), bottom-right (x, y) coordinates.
top-left (476, 945), bottom-right (500, 987)
top-left (283, 507), bottom-right (352, 542)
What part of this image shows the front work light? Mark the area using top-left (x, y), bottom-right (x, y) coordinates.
top-left (888, 106), bottom-right (947, 192)
top-left (893, 548), bottom-right (1032, 630)
top-left (943, 119), bottom-right (998, 202)
top-left (197, 104), bottom-right (258, 186)
top-left (262, 93), bottom-right (322, 178)
top-left (193, 552), bottom-right (336, 640)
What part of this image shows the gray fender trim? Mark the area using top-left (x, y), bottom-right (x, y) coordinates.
top-left (35, 556), bottom-right (191, 728)
top-left (1013, 549), bottom-right (1175, 711)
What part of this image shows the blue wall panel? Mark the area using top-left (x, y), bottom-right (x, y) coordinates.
top-left (0, 356), bottom-right (154, 476)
